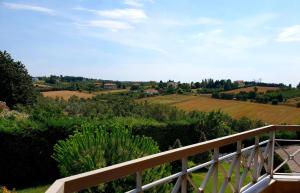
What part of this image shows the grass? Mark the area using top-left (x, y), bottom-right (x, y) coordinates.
top-left (191, 162), bottom-right (252, 193)
top-left (16, 185), bottom-right (49, 193)
top-left (222, 86), bottom-right (279, 94)
top-left (140, 94), bottom-right (300, 124)
top-left (42, 89), bottom-right (128, 100)
top-left (14, 163), bottom-right (251, 193)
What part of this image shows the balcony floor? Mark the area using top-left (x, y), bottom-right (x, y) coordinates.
top-left (260, 180), bottom-right (300, 193)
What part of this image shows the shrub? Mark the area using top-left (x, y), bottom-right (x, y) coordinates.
top-left (0, 117), bottom-right (80, 189)
top-left (53, 125), bottom-right (171, 192)
top-left (0, 51), bottom-right (36, 107)
top-left (271, 99), bottom-right (279, 105)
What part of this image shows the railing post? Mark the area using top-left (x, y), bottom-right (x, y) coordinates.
top-left (253, 136), bottom-right (259, 183)
top-left (181, 157), bottom-right (188, 193)
top-left (136, 171), bottom-right (143, 193)
top-left (268, 131), bottom-right (275, 178)
top-left (213, 147), bottom-right (219, 193)
top-left (235, 141), bottom-right (242, 193)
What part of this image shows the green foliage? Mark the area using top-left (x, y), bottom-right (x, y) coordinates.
top-left (53, 125), bottom-right (171, 192)
top-left (274, 153), bottom-right (290, 173)
top-left (271, 99), bottom-right (279, 105)
top-left (0, 51), bottom-right (36, 107)
top-left (0, 94), bottom-right (265, 189)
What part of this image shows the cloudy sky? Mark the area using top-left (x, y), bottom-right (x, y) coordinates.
top-left (1, 0), bottom-right (300, 85)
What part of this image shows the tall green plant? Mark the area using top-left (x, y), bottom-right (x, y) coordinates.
top-left (53, 124), bottom-right (171, 192)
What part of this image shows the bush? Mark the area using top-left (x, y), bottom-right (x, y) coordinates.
top-left (271, 99), bottom-right (279, 105)
top-left (0, 51), bottom-right (37, 107)
top-left (53, 125), bottom-right (171, 192)
top-left (0, 117), bottom-right (80, 189)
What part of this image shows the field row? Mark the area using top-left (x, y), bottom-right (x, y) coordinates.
top-left (141, 94), bottom-right (300, 124)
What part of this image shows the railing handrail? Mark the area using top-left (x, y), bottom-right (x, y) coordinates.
top-left (46, 125), bottom-right (300, 193)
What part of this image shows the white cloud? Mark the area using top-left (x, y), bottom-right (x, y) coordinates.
top-left (2, 2), bottom-right (55, 15)
top-left (157, 17), bottom-right (222, 27)
top-left (96, 8), bottom-right (147, 22)
top-left (123, 0), bottom-right (144, 7)
top-left (74, 7), bottom-right (147, 23)
top-left (192, 29), bottom-right (268, 53)
top-left (123, 0), bottom-right (154, 7)
top-left (85, 20), bottom-right (133, 31)
top-left (276, 25), bottom-right (300, 42)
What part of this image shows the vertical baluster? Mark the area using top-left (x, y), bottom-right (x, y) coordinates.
top-left (253, 136), bottom-right (259, 183)
top-left (235, 141), bottom-right (242, 193)
top-left (213, 148), bottom-right (219, 193)
top-left (181, 157), bottom-right (188, 193)
top-left (268, 131), bottom-right (275, 178)
top-left (136, 171), bottom-right (143, 193)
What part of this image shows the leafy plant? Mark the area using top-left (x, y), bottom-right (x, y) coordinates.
top-left (53, 124), bottom-right (171, 192)
top-left (0, 51), bottom-right (36, 107)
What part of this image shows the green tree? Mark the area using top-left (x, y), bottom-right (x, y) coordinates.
top-left (297, 82), bottom-right (300, 89)
top-left (53, 124), bottom-right (171, 192)
top-left (0, 50), bottom-right (36, 107)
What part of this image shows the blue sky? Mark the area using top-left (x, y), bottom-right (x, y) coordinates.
top-left (1, 0), bottom-right (300, 85)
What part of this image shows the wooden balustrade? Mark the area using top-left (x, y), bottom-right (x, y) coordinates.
top-left (46, 125), bottom-right (300, 193)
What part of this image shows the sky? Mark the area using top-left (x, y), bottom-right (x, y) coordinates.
top-left (1, 0), bottom-right (300, 85)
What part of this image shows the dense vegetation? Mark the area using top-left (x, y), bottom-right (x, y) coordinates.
top-left (0, 51), bottom-right (296, 192)
top-left (53, 124), bottom-right (171, 192)
top-left (212, 87), bottom-right (300, 106)
top-left (0, 51), bottom-right (36, 107)
top-left (0, 94), bottom-right (265, 190)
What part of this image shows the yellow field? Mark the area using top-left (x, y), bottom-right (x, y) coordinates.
top-left (93, 89), bottom-right (128, 95)
top-left (141, 94), bottom-right (300, 124)
top-left (223, 86), bottom-right (279, 94)
top-left (42, 89), bottom-right (128, 100)
top-left (284, 97), bottom-right (300, 107)
top-left (42, 91), bottom-right (94, 100)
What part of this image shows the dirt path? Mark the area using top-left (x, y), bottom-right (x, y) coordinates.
top-left (275, 145), bottom-right (300, 172)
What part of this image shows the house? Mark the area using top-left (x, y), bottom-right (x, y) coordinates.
top-left (234, 80), bottom-right (245, 88)
top-left (103, 83), bottom-right (117, 90)
top-left (167, 81), bottom-right (178, 88)
top-left (144, 89), bottom-right (159, 95)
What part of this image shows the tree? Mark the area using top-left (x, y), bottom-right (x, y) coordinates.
top-left (53, 125), bottom-right (171, 192)
top-left (297, 82), bottom-right (300, 89)
top-left (0, 51), bottom-right (36, 107)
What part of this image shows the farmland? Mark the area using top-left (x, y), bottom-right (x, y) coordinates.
top-left (42, 89), bottom-right (128, 100)
top-left (141, 94), bottom-right (300, 124)
top-left (222, 86), bottom-right (279, 94)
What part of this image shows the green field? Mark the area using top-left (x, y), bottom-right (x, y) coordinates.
top-left (191, 162), bottom-right (251, 193)
top-left (141, 94), bottom-right (300, 124)
top-left (16, 185), bottom-right (49, 193)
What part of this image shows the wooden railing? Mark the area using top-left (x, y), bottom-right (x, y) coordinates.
top-left (46, 125), bottom-right (300, 193)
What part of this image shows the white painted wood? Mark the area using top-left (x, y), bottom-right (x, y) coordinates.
top-left (253, 136), bottom-right (259, 182)
top-left (171, 176), bottom-right (182, 193)
top-left (181, 157), bottom-right (188, 193)
top-left (46, 125), bottom-right (300, 193)
top-left (213, 148), bottom-right (219, 193)
top-left (136, 171), bottom-right (143, 193)
top-left (235, 141), bottom-right (242, 193)
top-left (200, 164), bottom-right (214, 191)
top-left (269, 132), bottom-right (275, 178)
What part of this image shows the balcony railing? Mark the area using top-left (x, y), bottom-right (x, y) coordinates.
top-left (46, 125), bottom-right (300, 193)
